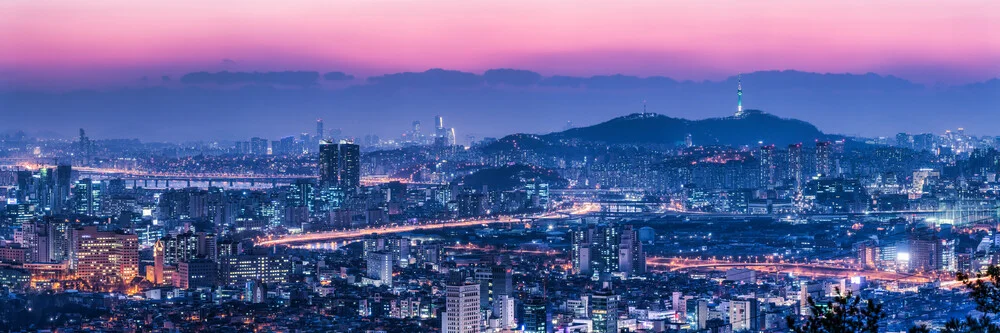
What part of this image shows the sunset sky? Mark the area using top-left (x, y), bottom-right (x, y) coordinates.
top-left (2, 0), bottom-right (998, 88)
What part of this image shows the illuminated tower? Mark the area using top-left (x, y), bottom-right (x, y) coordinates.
top-left (735, 74), bottom-right (743, 117)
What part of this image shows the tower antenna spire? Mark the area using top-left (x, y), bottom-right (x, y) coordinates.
top-left (736, 73), bottom-right (743, 117)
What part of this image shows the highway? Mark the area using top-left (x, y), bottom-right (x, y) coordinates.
top-left (256, 203), bottom-right (600, 246)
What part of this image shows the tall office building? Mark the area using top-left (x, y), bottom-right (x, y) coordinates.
top-left (72, 178), bottom-right (101, 216)
top-left (72, 226), bottom-right (139, 285)
top-left (443, 282), bottom-right (482, 333)
top-left (319, 140), bottom-right (361, 189)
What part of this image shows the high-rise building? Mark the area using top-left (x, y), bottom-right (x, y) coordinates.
top-left (618, 224), bottom-right (646, 276)
top-left (54, 165), bottom-right (72, 213)
top-left (590, 289), bottom-right (618, 333)
top-left (72, 178), bottom-right (101, 216)
top-left (758, 145), bottom-right (776, 188)
top-left (285, 178), bottom-right (315, 228)
top-left (729, 298), bottom-right (759, 332)
top-left (595, 224), bottom-right (620, 275)
top-left (787, 143), bottom-right (803, 190)
top-left (522, 296), bottom-right (548, 333)
top-left (816, 141), bottom-right (832, 176)
top-left (443, 282), bottom-right (482, 333)
top-left (571, 227), bottom-right (594, 275)
top-left (474, 264), bottom-right (512, 308)
top-left (72, 226), bottom-right (139, 285)
top-left (153, 232), bottom-right (216, 284)
top-left (366, 251), bottom-right (393, 287)
top-left (319, 140), bottom-right (361, 189)
top-left (493, 295), bottom-right (516, 330)
top-left (249, 137), bottom-right (269, 155)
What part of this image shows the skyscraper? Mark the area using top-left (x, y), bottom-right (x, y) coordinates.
top-left (443, 282), bottom-right (481, 333)
top-left (319, 140), bottom-right (361, 189)
top-left (72, 178), bottom-right (101, 216)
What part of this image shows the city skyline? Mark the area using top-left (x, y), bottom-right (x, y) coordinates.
top-left (3, 2), bottom-right (1000, 332)
top-left (3, 68), bottom-right (999, 142)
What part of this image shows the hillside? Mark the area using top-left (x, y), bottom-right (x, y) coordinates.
top-left (544, 110), bottom-right (833, 146)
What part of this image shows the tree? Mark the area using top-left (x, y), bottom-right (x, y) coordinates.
top-left (939, 316), bottom-right (1000, 333)
top-left (930, 266), bottom-right (1000, 333)
top-left (787, 289), bottom-right (885, 333)
top-left (958, 265), bottom-right (1000, 314)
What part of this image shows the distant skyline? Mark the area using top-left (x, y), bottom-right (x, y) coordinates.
top-left (2, 0), bottom-right (999, 89)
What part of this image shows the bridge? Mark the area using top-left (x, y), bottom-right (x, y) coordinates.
top-left (647, 257), bottom-right (932, 283)
top-left (5, 163), bottom-right (436, 188)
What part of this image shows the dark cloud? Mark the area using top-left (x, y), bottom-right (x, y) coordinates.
top-left (322, 72), bottom-right (355, 81)
top-left (483, 69), bottom-right (542, 86)
top-left (180, 71), bottom-right (320, 86)
top-left (161, 76), bottom-right (171, 82)
top-left (367, 68), bottom-right (482, 88)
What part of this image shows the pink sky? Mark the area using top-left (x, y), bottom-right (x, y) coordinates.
top-left (2, 0), bottom-right (998, 87)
